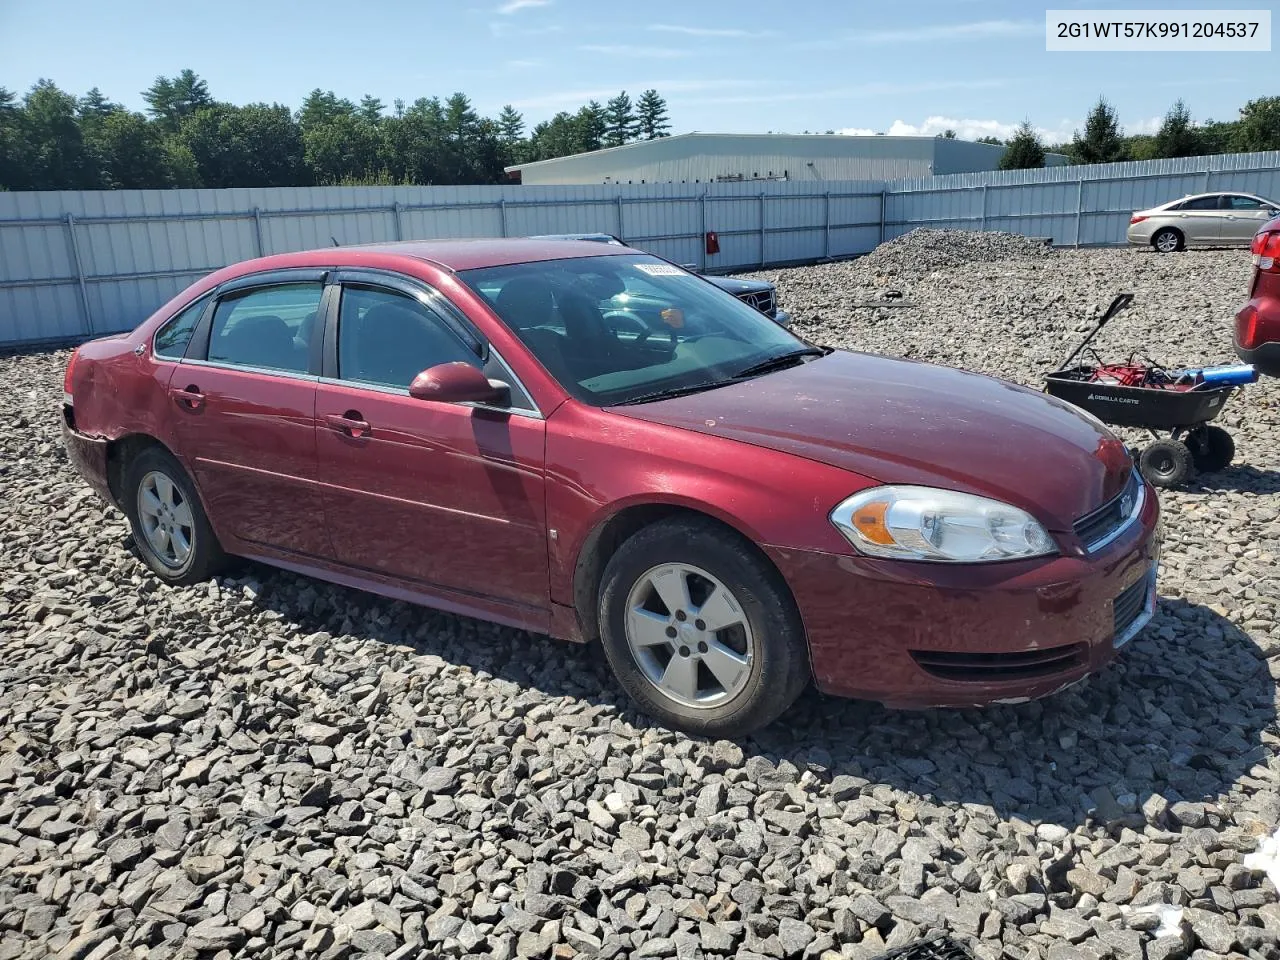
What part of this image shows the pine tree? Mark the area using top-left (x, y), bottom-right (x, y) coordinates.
top-left (998, 121), bottom-right (1046, 170)
top-left (1154, 100), bottom-right (1200, 158)
top-left (604, 91), bottom-right (636, 146)
top-left (143, 69), bottom-right (212, 133)
top-left (575, 101), bottom-right (607, 152)
top-left (497, 105), bottom-right (524, 143)
top-left (1070, 97), bottom-right (1127, 164)
top-left (635, 89), bottom-right (670, 140)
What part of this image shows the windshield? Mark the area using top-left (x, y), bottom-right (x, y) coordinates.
top-left (460, 254), bottom-right (806, 405)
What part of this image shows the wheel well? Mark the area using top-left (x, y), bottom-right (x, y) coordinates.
top-left (571, 504), bottom-right (791, 643)
top-left (105, 434), bottom-right (171, 506)
top-left (1152, 226), bottom-right (1183, 246)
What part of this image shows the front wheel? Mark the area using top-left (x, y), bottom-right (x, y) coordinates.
top-left (123, 446), bottom-right (227, 585)
top-left (1139, 439), bottom-right (1195, 488)
top-left (597, 518), bottom-right (810, 738)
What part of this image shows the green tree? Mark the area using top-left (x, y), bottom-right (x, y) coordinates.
top-left (143, 69), bottom-right (213, 133)
top-left (1070, 96), bottom-right (1127, 164)
top-left (575, 101), bottom-right (607, 152)
top-left (497, 105), bottom-right (524, 143)
top-left (89, 110), bottom-right (171, 187)
top-left (976, 135), bottom-right (1003, 145)
top-left (635, 89), bottom-right (670, 140)
top-left (940, 128), bottom-right (957, 139)
top-left (1153, 100), bottom-right (1200, 158)
top-left (604, 91), bottom-right (636, 147)
top-left (0, 86), bottom-right (32, 190)
top-left (177, 103), bottom-right (305, 188)
top-left (1234, 97), bottom-right (1280, 152)
top-left (1197, 119), bottom-right (1237, 155)
top-left (998, 121), bottom-right (1046, 170)
top-left (303, 112), bottom-right (383, 185)
top-left (19, 80), bottom-right (100, 188)
top-left (359, 95), bottom-right (385, 122)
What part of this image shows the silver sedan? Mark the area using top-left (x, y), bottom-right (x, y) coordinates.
top-left (1127, 192), bottom-right (1279, 252)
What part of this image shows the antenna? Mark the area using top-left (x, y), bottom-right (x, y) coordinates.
top-left (330, 236), bottom-right (340, 247)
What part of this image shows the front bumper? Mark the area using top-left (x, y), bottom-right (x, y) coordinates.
top-left (767, 483), bottom-right (1161, 707)
top-left (61, 416), bottom-right (115, 506)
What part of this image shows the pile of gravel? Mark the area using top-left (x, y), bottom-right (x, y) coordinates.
top-left (2, 242), bottom-right (1280, 960)
top-left (853, 229), bottom-right (1053, 278)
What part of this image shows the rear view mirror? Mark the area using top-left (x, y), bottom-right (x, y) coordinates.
top-left (408, 362), bottom-right (507, 405)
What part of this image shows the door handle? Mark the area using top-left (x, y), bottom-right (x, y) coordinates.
top-left (171, 385), bottom-right (205, 410)
top-left (324, 412), bottom-right (371, 438)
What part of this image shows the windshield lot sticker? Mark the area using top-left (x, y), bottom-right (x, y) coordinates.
top-left (636, 263), bottom-right (685, 276)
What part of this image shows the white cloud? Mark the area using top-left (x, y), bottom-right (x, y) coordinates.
top-left (504, 58), bottom-right (545, 69)
top-left (648, 24), bottom-right (773, 39)
top-left (496, 0), bottom-right (550, 13)
top-left (798, 19), bottom-right (1038, 49)
top-left (579, 44), bottom-right (691, 59)
top-left (836, 113), bottom-right (1163, 145)
top-left (508, 79), bottom-right (758, 111)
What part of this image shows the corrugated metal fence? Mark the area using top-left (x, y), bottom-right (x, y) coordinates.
top-left (3, 151), bottom-right (1279, 346)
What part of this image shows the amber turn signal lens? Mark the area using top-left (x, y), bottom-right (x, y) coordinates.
top-left (852, 501), bottom-right (895, 545)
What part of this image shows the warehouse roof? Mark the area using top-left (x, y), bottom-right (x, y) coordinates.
top-left (503, 132), bottom-right (997, 173)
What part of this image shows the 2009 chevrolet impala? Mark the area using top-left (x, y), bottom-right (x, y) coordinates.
top-left (62, 238), bottom-right (1160, 737)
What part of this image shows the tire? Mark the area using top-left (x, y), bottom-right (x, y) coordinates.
top-left (597, 517), bottom-right (810, 738)
top-left (1190, 425), bottom-right (1235, 473)
top-left (1152, 228), bottom-right (1184, 253)
top-left (123, 446), bottom-right (227, 585)
top-left (1139, 439), bottom-right (1195, 488)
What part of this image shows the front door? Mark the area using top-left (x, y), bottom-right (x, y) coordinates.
top-left (1173, 194), bottom-right (1225, 245)
top-left (314, 277), bottom-right (549, 618)
top-left (1221, 195), bottom-right (1274, 244)
top-left (171, 276), bottom-right (330, 558)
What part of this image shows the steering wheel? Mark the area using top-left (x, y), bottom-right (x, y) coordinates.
top-left (604, 311), bottom-right (677, 350)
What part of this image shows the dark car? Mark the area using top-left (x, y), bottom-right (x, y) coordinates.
top-left (533, 233), bottom-right (792, 326)
top-left (1236, 214), bottom-right (1280, 377)
top-left (62, 239), bottom-right (1159, 737)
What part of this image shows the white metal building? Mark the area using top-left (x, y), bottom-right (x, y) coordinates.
top-left (506, 133), bottom-right (1066, 185)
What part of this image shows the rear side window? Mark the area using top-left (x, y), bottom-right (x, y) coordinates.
top-left (1227, 196), bottom-right (1263, 210)
top-left (153, 296), bottom-right (209, 359)
top-left (338, 286), bottom-right (479, 389)
top-left (1178, 196), bottom-right (1220, 211)
top-left (207, 284), bottom-right (323, 374)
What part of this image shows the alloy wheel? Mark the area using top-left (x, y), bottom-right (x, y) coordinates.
top-left (137, 470), bottom-right (195, 569)
top-left (624, 562), bottom-right (755, 709)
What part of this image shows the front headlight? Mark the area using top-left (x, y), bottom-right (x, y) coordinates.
top-left (830, 486), bottom-right (1057, 562)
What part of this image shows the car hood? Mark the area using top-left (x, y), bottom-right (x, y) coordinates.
top-left (611, 350), bottom-right (1132, 531)
top-left (705, 275), bottom-right (773, 296)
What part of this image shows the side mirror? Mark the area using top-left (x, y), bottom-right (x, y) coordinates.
top-left (408, 362), bottom-right (508, 405)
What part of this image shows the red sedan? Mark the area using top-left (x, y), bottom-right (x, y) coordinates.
top-left (1237, 213), bottom-right (1280, 377)
top-left (62, 239), bottom-right (1160, 737)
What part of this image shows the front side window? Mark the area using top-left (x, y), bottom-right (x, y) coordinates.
top-left (338, 285), bottom-right (479, 389)
top-left (462, 254), bottom-right (806, 406)
top-left (153, 295), bottom-right (209, 359)
top-left (207, 283), bottom-right (322, 374)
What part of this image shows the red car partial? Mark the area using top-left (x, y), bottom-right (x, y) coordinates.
top-left (1236, 213), bottom-right (1280, 377)
top-left (62, 239), bottom-right (1160, 737)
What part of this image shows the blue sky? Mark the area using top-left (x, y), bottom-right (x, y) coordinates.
top-left (0, 0), bottom-right (1270, 143)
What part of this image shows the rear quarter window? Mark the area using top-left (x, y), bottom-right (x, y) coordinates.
top-left (153, 296), bottom-right (210, 359)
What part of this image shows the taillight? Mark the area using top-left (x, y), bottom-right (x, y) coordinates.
top-left (63, 349), bottom-right (78, 405)
top-left (1129, 215), bottom-right (1148, 225)
top-left (1236, 305), bottom-right (1261, 349)
top-left (1252, 230), bottom-right (1280, 271)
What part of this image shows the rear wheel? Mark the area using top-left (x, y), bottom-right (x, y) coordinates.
top-left (1189, 425), bottom-right (1235, 473)
top-left (1152, 228), bottom-right (1183, 253)
top-left (1139, 439), bottom-right (1195, 488)
top-left (597, 517), bottom-right (810, 738)
top-left (123, 446), bottom-right (227, 584)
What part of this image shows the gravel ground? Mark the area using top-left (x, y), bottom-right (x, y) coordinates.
top-left (3, 234), bottom-right (1280, 960)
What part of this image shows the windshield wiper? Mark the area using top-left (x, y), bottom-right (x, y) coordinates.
top-left (731, 347), bottom-right (826, 380)
top-left (615, 379), bottom-right (738, 405)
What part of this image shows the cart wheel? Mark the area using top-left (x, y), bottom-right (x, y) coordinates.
top-left (1139, 440), bottom-right (1195, 488)
top-left (1190, 425), bottom-right (1235, 473)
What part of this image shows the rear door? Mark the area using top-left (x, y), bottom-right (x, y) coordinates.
top-left (171, 271), bottom-right (331, 558)
top-left (1172, 195), bottom-right (1225, 244)
top-left (1221, 195), bottom-right (1275, 244)
top-left (314, 271), bottom-right (549, 621)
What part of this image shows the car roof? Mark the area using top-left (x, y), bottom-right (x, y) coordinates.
top-left (1161, 191), bottom-right (1272, 206)
top-left (210, 238), bottom-right (639, 283)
